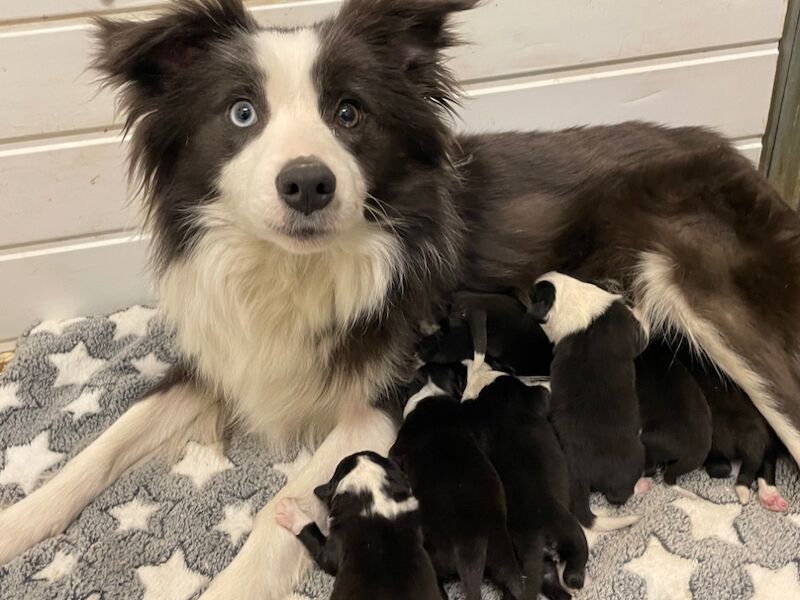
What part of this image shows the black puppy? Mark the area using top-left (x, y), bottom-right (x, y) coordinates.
top-left (460, 366), bottom-right (589, 599)
top-left (681, 357), bottom-right (789, 511)
top-left (275, 451), bottom-right (442, 600)
top-left (531, 272), bottom-right (648, 527)
top-left (421, 291), bottom-right (553, 376)
top-left (635, 340), bottom-right (712, 484)
top-left (390, 368), bottom-right (524, 600)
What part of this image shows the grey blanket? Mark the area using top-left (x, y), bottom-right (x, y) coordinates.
top-left (1, 306), bottom-right (799, 599)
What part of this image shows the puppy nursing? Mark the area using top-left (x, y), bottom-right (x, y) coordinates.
top-left (532, 273), bottom-right (648, 526)
top-left (276, 451), bottom-right (442, 600)
top-left (279, 270), bottom-right (792, 598)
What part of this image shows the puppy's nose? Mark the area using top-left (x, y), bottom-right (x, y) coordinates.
top-left (276, 157), bottom-right (336, 215)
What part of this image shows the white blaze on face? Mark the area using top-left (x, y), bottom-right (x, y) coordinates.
top-left (217, 28), bottom-right (368, 253)
top-left (537, 272), bottom-right (621, 344)
top-left (335, 456), bottom-right (419, 520)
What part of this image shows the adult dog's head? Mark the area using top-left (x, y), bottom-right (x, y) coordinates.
top-left (94, 0), bottom-right (475, 266)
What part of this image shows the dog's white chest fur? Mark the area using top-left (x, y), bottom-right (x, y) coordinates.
top-left (158, 224), bottom-right (400, 448)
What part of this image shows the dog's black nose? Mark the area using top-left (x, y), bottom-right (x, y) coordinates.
top-left (276, 157), bottom-right (336, 215)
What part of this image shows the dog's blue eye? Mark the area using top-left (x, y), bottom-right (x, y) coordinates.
top-left (335, 101), bottom-right (361, 129)
top-left (230, 100), bottom-right (257, 128)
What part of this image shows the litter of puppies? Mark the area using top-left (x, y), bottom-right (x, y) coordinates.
top-left (278, 272), bottom-right (792, 599)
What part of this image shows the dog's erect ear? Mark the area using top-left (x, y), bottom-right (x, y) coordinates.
top-left (529, 281), bottom-right (556, 323)
top-left (93, 0), bottom-right (255, 97)
top-left (336, 0), bottom-right (479, 73)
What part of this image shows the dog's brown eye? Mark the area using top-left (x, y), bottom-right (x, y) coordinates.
top-left (335, 101), bottom-right (361, 129)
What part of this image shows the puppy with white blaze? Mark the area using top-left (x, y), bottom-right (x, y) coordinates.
top-left (2, 0), bottom-right (800, 598)
top-left (531, 273), bottom-right (648, 526)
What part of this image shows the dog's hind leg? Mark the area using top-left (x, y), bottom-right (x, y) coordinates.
top-left (487, 529), bottom-right (525, 600)
top-left (0, 379), bottom-right (210, 565)
top-left (199, 405), bottom-right (397, 600)
top-left (550, 507), bottom-right (588, 590)
top-left (705, 449), bottom-right (733, 478)
top-left (634, 251), bottom-right (800, 469)
top-left (454, 539), bottom-right (488, 600)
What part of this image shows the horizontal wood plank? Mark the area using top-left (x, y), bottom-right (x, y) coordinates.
top-left (461, 47), bottom-right (778, 138)
top-left (0, 134), bottom-right (137, 248)
top-left (0, 0), bottom-right (786, 141)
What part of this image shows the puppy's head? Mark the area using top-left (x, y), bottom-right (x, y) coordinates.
top-left (531, 272), bottom-right (621, 344)
top-left (94, 0), bottom-right (477, 265)
top-left (313, 451), bottom-right (418, 520)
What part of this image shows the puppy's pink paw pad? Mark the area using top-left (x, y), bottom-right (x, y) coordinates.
top-left (275, 498), bottom-right (301, 531)
top-left (634, 477), bottom-right (654, 494)
top-left (758, 489), bottom-right (789, 513)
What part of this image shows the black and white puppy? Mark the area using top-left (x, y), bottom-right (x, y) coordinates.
top-left (460, 364), bottom-right (589, 598)
top-left (390, 370), bottom-right (523, 600)
top-left (635, 340), bottom-right (712, 484)
top-left (421, 291), bottom-right (553, 376)
top-left (275, 451), bottom-right (442, 600)
top-left (531, 272), bottom-right (648, 526)
top-left (680, 358), bottom-right (789, 511)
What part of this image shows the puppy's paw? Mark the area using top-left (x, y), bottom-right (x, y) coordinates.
top-left (634, 477), bottom-right (654, 494)
top-left (275, 498), bottom-right (312, 535)
top-left (735, 485), bottom-right (751, 505)
top-left (757, 479), bottom-right (789, 513)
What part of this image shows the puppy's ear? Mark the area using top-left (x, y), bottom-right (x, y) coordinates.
top-left (93, 0), bottom-right (255, 98)
top-left (529, 281), bottom-right (556, 323)
top-left (314, 483), bottom-right (335, 506)
top-left (336, 0), bottom-right (479, 74)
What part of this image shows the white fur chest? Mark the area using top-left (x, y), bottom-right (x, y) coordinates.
top-left (157, 224), bottom-right (401, 449)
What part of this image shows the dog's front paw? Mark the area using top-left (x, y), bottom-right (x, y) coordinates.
top-left (275, 497), bottom-right (311, 535)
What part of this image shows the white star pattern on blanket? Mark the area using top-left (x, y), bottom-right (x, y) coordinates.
top-left (132, 354), bottom-right (171, 379)
top-left (30, 317), bottom-right (86, 336)
top-left (32, 550), bottom-right (78, 582)
top-left (0, 431), bottom-right (64, 494)
top-left (49, 342), bottom-right (106, 388)
top-left (215, 502), bottom-right (254, 546)
top-left (171, 442), bottom-right (233, 489)
top-left (62, 387), bottom-right (103, 421)
top-left (0, 382), bottom-right (21, 414)
top-left (626, 536), bottom-right (696, 600)
top-left (110, 496), bottom-right (161, 532)
top-left (110, 306), bottom-right (157, 340)
top-left (136, 549), bottom-right (208, 600)
top-left (746, 563), bottom-right (800, 600)
top-left (672, 494), bottom-right (742, 545)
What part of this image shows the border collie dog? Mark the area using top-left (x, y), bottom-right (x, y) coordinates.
top-left (3, 1), bottom-right (800, 598)
top-left (532, 273), bottom-right (647, 525)
top-left (275, 451), bottom-right (442, 600)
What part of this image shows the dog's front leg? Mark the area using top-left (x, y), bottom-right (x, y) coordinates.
top-left (199, 405), bottom-right (397, 600)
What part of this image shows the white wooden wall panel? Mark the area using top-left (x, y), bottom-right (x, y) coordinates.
top-left (462, 47), bottom-right (778, 138)
top-left (0, 0), bottom-right (786, 142)
top-left (0, 0), bottom-right (789, 344)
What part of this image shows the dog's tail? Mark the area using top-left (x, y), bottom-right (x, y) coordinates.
top-left (487, 530), bottom-right (525, 600)
top-left (454, 540), bottom-right (487, 600)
